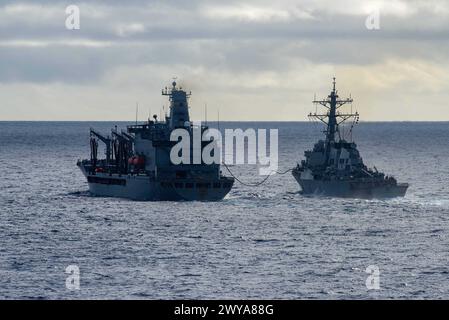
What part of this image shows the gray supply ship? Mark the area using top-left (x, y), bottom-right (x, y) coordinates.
top-left (77, 81), bottom-right (234, 201)
top-left (292, 78), bottom-right (408, 199)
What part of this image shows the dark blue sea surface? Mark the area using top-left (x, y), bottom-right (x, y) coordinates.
top-left (1, 121), bottom-right (449, 299)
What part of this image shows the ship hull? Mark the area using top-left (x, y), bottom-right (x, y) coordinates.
top-left (78, 166), bottom-right (233, 201)
top-left (293, 171), bottom-right (408, 199)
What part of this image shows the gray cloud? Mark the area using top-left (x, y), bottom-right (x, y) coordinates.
top-left (0, 0), bottom-right (449, 120)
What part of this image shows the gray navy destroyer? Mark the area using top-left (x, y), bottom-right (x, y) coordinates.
top-left (292, 78), bottom-right (408, 199)
top-left (77, 81), bottom-right (234, 201)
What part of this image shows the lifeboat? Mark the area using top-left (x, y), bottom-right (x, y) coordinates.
top-left (128, 156), bottom-right (145, 167)
top-left (137, 156), bottom-right (145, 166)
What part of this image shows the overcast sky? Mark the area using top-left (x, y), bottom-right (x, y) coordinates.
top-left (0, 0), bottom-right (448, 121)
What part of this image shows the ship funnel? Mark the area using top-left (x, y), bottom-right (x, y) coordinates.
top-left (162, 80), bottom-right (191, 129)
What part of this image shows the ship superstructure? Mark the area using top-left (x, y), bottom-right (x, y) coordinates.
top-left (77, 81), bottom-right (234, 201)
top-left (292, 78), bottom-right (408, 199)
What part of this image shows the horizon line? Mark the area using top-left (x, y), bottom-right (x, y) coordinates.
top-left (1, 120), bottom-right (449, 123)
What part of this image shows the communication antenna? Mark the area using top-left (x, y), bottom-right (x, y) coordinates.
top-left (135, 102), bottom-right (139, 125)
top-left (217, 107), bottom-right (220, 131)
top-left (205, 103), bottom-right (208, 125)
top-left (350, 94), bottom-right (353, 114)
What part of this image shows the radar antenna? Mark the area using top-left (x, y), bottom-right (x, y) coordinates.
top-left (308, 77), bottom-right (358, 144)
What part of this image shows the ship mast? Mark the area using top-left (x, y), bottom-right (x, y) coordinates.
top-left (309, 77), bottom-right (358, 144)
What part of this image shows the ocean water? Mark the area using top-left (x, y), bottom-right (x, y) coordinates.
top-left (1, 121), bottom-right (449, 299)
